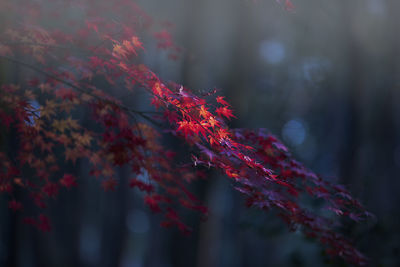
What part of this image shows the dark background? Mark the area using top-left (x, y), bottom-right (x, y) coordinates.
top-left (1, 0), bottom-right (399, 266)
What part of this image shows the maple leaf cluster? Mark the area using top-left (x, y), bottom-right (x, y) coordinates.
top-left (0, 0), bottom-right (371, 265)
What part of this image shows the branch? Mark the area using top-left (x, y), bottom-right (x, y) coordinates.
top-left (0, 55), bottom-right (163, 127)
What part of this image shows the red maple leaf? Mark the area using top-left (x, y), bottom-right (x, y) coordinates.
top-left (59, 174), bottom-right (77, 189)
top-left (144, 194), bottom-right (162, 212)
top-left (215, 107), bottom-right (236, 120)
top-left (8, 200), bottom-right (23, 212)
top-left (55, 87), bottom-right (77, 101)
top-left (102, 178), bottom-right (117, 192)
top-left (216, 96), bottom-right (230, 106)
top-left (284, 0), bottom-right (295, 11)
top-left (0, 112), bottom-right (14, 128)
top-left (38, 214), bottom-right (51, 232)
top-left (42, 182), bottom-right (59, 198)
top-left (129, 179), bottom-right (154, 193)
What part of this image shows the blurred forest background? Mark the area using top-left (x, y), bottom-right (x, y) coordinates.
top-left (1, 0), bottom-right (399, 266)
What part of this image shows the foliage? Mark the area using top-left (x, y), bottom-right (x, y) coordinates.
top-left (0, 0), bottom-right (371, 265)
